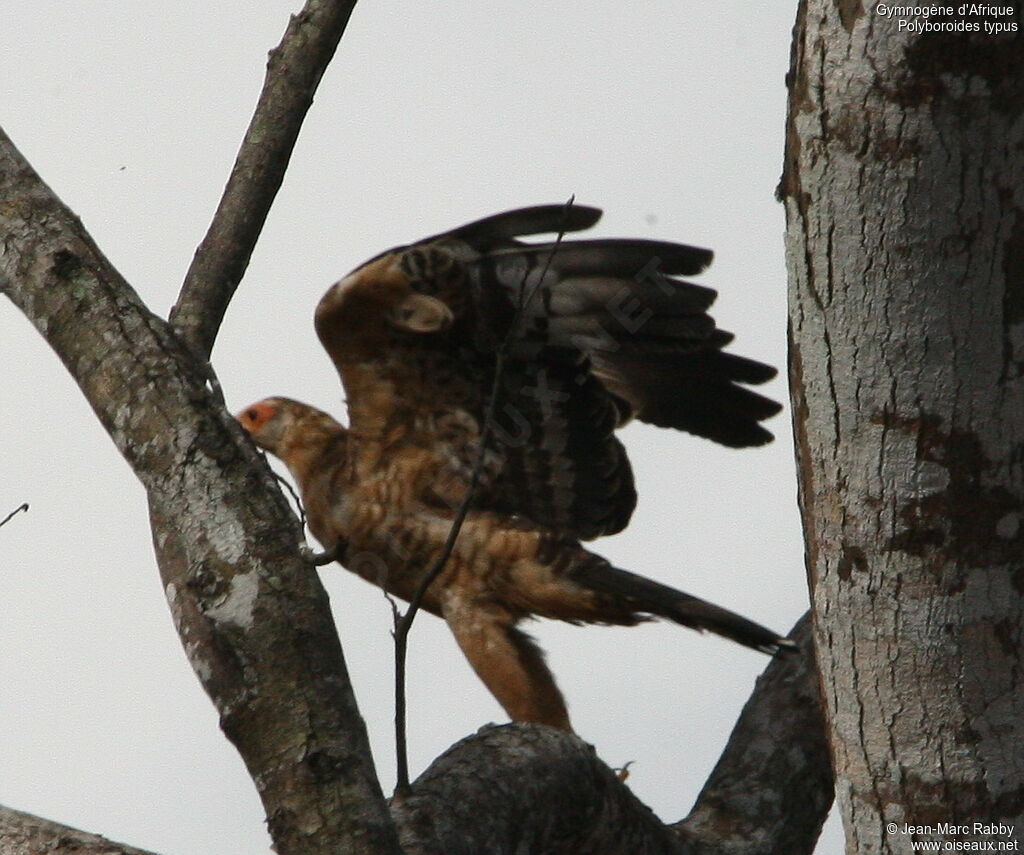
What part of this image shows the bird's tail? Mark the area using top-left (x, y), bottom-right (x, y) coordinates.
top-left (569, 560), bottom-right (796, 655)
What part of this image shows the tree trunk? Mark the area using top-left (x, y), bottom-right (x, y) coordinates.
top-left (783, 3), bottom-right (1024, 853)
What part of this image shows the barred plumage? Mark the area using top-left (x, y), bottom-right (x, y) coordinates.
top-left (238, 204), bottom-right (792, 732)
top-left (315, 204), bottom-right (780, 541)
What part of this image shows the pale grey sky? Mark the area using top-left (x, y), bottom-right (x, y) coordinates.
top-left (1, 2), bottom-right (835, 852)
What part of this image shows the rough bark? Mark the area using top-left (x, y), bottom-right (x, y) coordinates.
top-left (677, 612), bottom-right (832, 854)
top-left (399, 686), bottom-right (828, 855)
top-left (396, 725), bottom-right (686, 855)
top-left (0, 806), bottom-right (158, 855)
top-left (170, 0), bottom-right (359, 360)
top-left (0, 126), bottom-right (402, 855)
top-left (783, 2), bottom-right (1024, 852)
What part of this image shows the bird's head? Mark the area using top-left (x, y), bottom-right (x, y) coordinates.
top-left (236, 396), bottom-right (294, 455)
top-left (236, 397), bottom-right (347, 463)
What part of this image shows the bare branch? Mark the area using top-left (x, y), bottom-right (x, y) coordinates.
top-left (170, 0), bottom-right (359, 359)
top-left (0, 805), bottom-right (157, 855)
top-left (675, 612), bottom-right (832, 855)
top-left (0, 503), bottom-right (28, 529)
top-left (0, 126), bottom-right (402, 855)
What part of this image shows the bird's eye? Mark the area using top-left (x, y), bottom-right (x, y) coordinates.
top-left (245, 409), bottom-right (259, 421)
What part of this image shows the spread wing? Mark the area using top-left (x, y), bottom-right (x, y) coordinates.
top-left (314, 204), bottom-right (780, 540)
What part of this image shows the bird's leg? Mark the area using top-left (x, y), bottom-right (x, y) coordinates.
top-left (442, 595), bottom-right (572, 731)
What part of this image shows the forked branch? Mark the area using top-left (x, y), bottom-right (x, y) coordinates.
top-left (0, 124), bottom-right (402, 855)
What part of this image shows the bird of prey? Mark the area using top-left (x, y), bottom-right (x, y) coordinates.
top-left (238, 204), bottom-right (791, 731)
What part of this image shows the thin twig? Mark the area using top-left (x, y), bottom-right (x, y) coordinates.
top-left (391, 198), bottom-right (576, 795)
top-left (273, 471), bottom-right (308, 532)
top-left (516, 194), bottom-right (576, 322)
top-left (270, 470), bottom-right (339, 565)
top-left (170, 0), bottom-right (359, 359)
top-left (0, 503), bottom-right (28, 529)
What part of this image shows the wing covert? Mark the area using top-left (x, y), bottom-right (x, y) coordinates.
top-left (315, 204), bottom-right (780, 540)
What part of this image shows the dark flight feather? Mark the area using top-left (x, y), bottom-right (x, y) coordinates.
top-left (317, 204), bottom-right (780, 539)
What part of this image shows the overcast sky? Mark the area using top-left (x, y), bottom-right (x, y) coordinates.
top-left (1, 2), bottom-right (839, 852)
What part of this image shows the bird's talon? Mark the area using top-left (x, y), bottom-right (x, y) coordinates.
top-left (301, 544), bottom-right (339, 566)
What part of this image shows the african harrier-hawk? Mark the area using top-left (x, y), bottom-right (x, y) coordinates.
top-left (238, 204), bottom-right (791, 731)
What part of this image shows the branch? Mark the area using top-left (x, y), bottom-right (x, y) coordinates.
top-left (0, 805), bottom-right (157, 855)
top-left (170, 0), bottom-right (359, 359)
top-left (0, 503), bottom-right (28, 529)
top-left (675, 612), bottom-right (833, 854)
top-left (393, 616), bottom-right (830, 855)
top-left (0, 723), bottom-right (698, 855)
top-left (0, 126), bottom-right (401, 855)
top-left (393, 725), bottom-right (688, 855)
